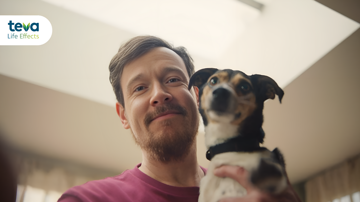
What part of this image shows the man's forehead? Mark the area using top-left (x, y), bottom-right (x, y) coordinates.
top-left (120, 47), bottom-right (188, 88)
top-left (128, 47), bottom-right (184, 67)
top-left (126, 47), bottom-right (183, 71)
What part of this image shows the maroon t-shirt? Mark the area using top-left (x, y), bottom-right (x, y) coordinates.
top-left (58, 164), bottom-right (207, 202)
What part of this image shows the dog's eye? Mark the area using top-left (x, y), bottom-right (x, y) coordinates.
top-left (239, 83), bottom-right (251, 92)
top-left (209, 77), bottom-right (219, 86)
top-left (241, 83), bottom-right (250, 91)
top-left (241, 84), bottom-right (250, 90)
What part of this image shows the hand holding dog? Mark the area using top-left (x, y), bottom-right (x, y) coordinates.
top-left (214, 165), bottom-right (302, 202)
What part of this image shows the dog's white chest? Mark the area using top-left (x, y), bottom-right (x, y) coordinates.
top-left (199, 152), bottom-right (262, 202)
top-left (204, 121), bottom-right (238, 148)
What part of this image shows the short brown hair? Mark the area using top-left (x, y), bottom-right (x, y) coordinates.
top-left (109, 36), bottom-right (195, 108)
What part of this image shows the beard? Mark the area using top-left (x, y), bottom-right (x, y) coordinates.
top-left (132, 103), bottom-right (199, 163)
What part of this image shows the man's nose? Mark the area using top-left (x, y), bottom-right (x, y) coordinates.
top-left (150, 83), bottom-right (173, 106)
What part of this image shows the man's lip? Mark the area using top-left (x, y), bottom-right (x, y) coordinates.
top-left (151, 111), bottom-right (181, 122)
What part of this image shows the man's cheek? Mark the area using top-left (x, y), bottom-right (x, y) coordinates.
top-left (131, 104), bottom-right (147, 129)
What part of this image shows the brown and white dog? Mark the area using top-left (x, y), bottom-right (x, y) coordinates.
top-left (188, 68), bottom-right (287, 202)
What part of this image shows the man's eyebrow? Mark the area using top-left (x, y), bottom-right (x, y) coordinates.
top-left (161, 66), bottom-right (187, 79)
top-left (126, 73), bottom-right (145, 93)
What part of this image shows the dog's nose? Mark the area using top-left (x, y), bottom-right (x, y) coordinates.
top-left (211, 88), bottom-right (231, 112)
top-left (213, 88), bottom-right (230, 99)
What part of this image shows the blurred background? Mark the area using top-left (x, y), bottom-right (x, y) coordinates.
top-left (0, 0), bottom-right (359, 201)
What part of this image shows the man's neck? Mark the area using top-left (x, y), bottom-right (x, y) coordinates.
top-left (138, 143), bottom-right (204, 187)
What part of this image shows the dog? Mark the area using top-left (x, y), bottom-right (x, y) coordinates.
top-left (188, 68), bottom-right (288, 202)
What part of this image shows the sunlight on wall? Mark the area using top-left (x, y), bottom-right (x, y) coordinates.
top-left (329, 191), bottom-right (360, 202)
top-left (16, 185), bottom-right (62, 202)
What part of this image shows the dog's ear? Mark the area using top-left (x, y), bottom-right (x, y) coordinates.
top-left (250, 74), bottom-right (284, 103)
top-left (188, 68), bottom-right (218, 90)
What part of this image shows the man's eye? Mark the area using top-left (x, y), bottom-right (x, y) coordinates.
top-left (134, 86), bottom-right (145, 92)
top-left (168, 78), bottom-right (179, 83)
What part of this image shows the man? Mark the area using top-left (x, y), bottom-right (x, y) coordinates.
top-left (58, 36), bottom-right (301, 202)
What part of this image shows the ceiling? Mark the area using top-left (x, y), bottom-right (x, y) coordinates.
top-left (42, 0), bottom-right (262, 60)
top-left (0, 0), bottom-right (359, 184)
top-left (0, 0), bottom-right (357, 106)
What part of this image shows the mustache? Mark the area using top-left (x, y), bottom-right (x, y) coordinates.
top-left (144, 103), bottom-right (188, 127)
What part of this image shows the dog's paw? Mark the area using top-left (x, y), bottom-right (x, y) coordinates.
top-left (249, 157), bottom-right (287, 194)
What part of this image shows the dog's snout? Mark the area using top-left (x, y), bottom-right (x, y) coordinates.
top-left (212, 88), bottom-right (230, 99)
top-left (211, 88), bottom-right (231, 112)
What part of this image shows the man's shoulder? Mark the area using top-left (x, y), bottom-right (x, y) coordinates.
top-left (71, 172), bottom-right (127, 191)
top-left (58, 169), bottom-right (137, 202)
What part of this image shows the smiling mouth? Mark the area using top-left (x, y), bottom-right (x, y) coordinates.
top-left (144, 104), bottom-right (188, 128)
top-left (151, 112), bottom-right (181, 122)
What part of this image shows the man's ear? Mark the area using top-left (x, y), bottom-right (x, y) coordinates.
top-left (194, 86), bottom-right (199, 107)
top-left (116, 102), bottom-right (130, 129)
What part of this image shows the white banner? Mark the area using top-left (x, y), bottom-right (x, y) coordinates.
top-left (0, 15), bottom-right (52, 46)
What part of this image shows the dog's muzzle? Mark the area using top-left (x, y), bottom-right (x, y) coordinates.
top-left (210, 87), bottom-right (232, 113)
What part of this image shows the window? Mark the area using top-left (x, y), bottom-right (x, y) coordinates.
top-left (329, 191), bottom-right (360, 202)
top-left (16, 185), bottom-right (62, 202)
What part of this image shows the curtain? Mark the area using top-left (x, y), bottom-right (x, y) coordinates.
top-left (11, 151), bottom-right (119, 202)
top-left (306, 154), bottom-right (360, 202)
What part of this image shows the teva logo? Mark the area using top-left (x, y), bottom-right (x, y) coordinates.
top-left (8, 20), bottom-right (39, 32)
top-left (0, 15), bottom-right (52, 46)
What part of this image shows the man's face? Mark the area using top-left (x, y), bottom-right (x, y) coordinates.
top-left (116, 47), bottom-right (199, 162)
